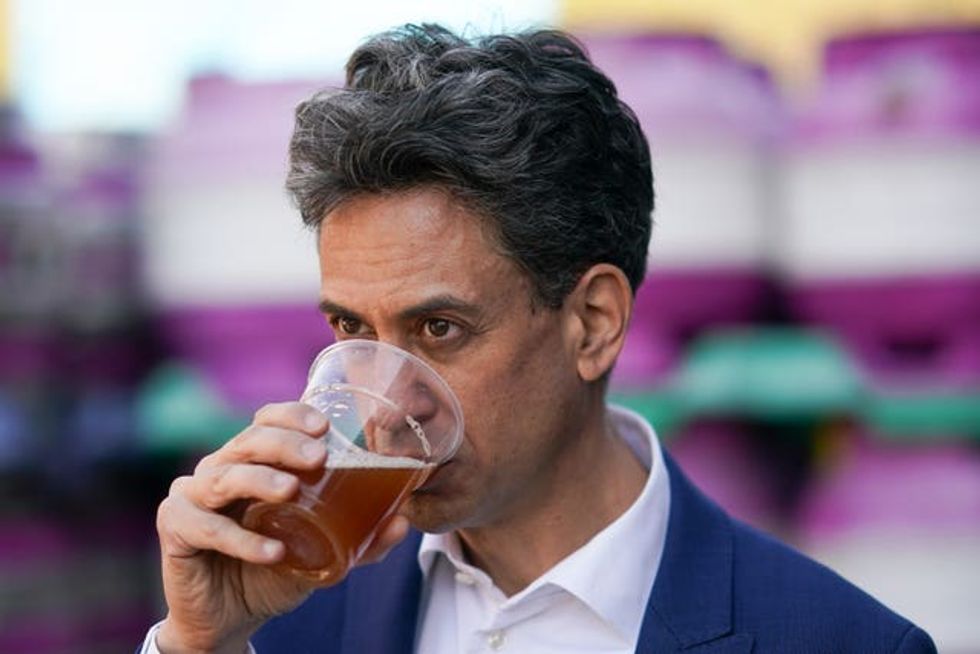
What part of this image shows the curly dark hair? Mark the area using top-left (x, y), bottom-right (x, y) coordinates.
top-left (286, 23), bottom-right (653, 308)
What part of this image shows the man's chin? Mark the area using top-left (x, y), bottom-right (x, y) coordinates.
top-left (400, 494), bottom-right (461, 534)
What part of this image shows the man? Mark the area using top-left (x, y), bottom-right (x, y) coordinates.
top-left (142, 24), bottom-right (936, 653)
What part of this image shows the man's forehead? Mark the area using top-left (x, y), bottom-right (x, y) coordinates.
top-left (320, 189), bottom-right (481, 241)
top-left (317, 250), bottom-right (527, 323)
top-left (319, 192), bottom-right (497, 265)
top-left (316, 189), bottom-right (528, 312)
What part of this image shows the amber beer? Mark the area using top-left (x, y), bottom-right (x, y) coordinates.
top-left (242, 340), bottom-right (463, 584)
top-left (243, 449), bottom-right (433, 585)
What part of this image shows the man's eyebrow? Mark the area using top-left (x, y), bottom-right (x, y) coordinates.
top-left (318, 299), bottom-right (364, 320)
top-left (397, 295), bottom-right (481, 321)
top-left (317, 295), bottom-right (481, 322)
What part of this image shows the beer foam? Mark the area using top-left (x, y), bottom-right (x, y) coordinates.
top-left (327, 445), bottom-right (431, 470)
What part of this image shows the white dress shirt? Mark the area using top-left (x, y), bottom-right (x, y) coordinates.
top-left (141, 404), bottom-right (670, 654)
top-left (414, 404), bottom-right (670, 654)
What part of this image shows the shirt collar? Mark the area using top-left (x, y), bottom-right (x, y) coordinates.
top-left (417, 404), bottom-right (671, 641)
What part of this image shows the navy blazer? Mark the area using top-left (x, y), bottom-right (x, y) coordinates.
top-left (252, 453), bottom-right (936, 653)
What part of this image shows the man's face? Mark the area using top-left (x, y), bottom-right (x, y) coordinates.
top-left (317, 188), bottom-right (587, 532)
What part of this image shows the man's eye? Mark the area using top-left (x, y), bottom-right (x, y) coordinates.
top-left (337, 316), bottom-right (363, 335)
top-left (424, 318), bottom-right (454, 339)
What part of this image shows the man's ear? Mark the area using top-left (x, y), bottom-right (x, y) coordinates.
top-left (565, 264), bottom-right (633, 382)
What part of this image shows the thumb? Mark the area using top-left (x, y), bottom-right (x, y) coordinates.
top-left (357, 514), bottom-right (411, 566)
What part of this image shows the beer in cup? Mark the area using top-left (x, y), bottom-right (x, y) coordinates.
top-left (243, 339), bottom-right (464, 585)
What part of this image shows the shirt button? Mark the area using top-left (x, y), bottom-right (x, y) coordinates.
top-left (487, 630), bottom-right (505, 650)
top-left (454, 571), bottom-right (476, 585)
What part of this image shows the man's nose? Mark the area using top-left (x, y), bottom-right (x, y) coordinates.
top-left (382, 371), bottom-right (440, 425)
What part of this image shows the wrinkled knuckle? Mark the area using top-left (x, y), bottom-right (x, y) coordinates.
top-left (207, 466), bottom-right (234, 507)
top-left (199, 516), bottom-right (221, 542)
top-left (168, 475), bottom-right (190, 497)
top-left (253, 403), bottom-right (279, 425)
top-left (194, 453), bottom-right (217, 474)
top-left (155, 499), bottom-right (167, 527)
top-left (156, 498), bottom-right (175, 535)
top-left (226, 431), bottom-right (256, 460)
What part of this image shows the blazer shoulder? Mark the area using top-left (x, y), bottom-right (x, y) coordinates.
top-left (729, 519), bottom-right (937, 654)
top-left (894, 624), bottom-right (938, 654)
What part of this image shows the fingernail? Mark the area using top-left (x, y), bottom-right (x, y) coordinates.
top-left (262, 540), bottom-right (283, 560)
top-left (304, 412), bottom-right (327, 432)
top-left (273, 472), bottom-right (293, 489)
top-left (302, 440), bottom-right (325, 462)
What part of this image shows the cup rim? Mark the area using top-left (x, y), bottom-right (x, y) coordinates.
top-left (305, 338), bottom-right (465, 461)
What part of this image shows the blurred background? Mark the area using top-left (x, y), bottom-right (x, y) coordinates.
top-left (0, 0), bottom-right (978, 652)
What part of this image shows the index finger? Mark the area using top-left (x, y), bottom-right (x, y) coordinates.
top-left (254, 401), bottom-right (329, 435)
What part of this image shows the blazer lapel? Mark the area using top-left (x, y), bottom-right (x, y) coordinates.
top-left (340, 530), bottom-right (424, 654)
top-left (336, 451), bottom-right (755, 653)
top-left (635, 452), bottom-right (754, 654)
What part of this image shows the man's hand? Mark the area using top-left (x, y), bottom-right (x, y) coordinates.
top-left (154, 401), bottom-right (411, 653)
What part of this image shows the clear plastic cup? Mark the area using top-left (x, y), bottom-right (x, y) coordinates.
top-left (242, 339), bottom-right (464, 585)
